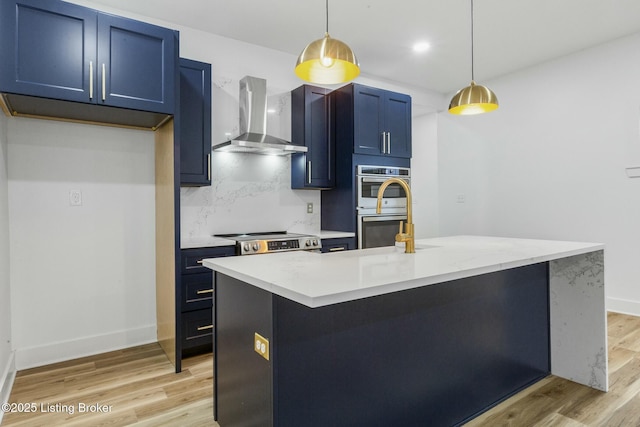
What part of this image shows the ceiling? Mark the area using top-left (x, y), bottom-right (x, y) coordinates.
top-left (86, 0), bottom-right (640, 94)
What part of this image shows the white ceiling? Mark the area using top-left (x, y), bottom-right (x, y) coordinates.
top-left (86, 0), bottom-right (640, 94)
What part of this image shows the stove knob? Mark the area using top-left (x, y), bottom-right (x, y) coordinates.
top-left (313, 239), bottom-right (319, 246)
top-left (253, 243), bottom-right (259, 251)
top-left (243, 243), bottom-right (251, 253)
top-left (305, 240), bottom-right (311, 247)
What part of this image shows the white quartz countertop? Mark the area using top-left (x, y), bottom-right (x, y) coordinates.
top-left (202, 235), bottom-right (604, 308)
top-left (181, 235), bottom-right (236, 249)
top-left (316, 230), bottom-right (356, 239)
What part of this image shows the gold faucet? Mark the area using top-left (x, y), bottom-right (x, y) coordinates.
top-left (376, 178), bottom-right (415, 253)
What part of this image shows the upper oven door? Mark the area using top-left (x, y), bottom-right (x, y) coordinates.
top-left (357, 176), bottom-right (410, 210)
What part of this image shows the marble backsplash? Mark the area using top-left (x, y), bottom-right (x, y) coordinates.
top-left (180, 76), bottom-right (321, 240)
top-left (180, 153), bottom-right (320, 239)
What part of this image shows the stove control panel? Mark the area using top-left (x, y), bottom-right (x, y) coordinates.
top-left (240, 237), bottom-right (321, 255)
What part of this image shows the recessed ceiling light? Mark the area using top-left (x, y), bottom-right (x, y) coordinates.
top-left (412, 41), bottom-right (431, 53)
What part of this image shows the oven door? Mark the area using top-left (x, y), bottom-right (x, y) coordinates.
top-left (358, 214), bottom-right (407, 249)
top-left (357, 176), bottom-right (409, 210)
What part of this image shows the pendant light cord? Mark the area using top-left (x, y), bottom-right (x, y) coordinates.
top-left (325, 0), bottom-right (329, 34)
top-left (471, 0), bottom-right (475, 81)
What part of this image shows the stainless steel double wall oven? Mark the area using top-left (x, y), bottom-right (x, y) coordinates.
top-left (356, 165), bottom-right (410, 249)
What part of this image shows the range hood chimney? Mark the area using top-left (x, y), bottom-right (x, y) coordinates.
top-left (212, 76), bottom-right (307, 155)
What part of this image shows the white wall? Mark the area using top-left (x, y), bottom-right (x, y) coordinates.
top-left (438, 32), bottom-right (640, 315)
top-left (0, 111), bottom-right (14, 416)
top-left (411, 112), bottom-right (440, 238)
top-left (8, 119), bottom-right (156, 369)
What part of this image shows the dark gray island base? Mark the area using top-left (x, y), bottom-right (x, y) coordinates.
top-left (214, 263), bottom-right (550, 427)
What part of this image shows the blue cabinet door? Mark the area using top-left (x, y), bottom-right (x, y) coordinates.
top-left (353, 85), bottom-right (386, 156)
top-left (179, 58), bottom-right (212, 186)
top-left (97, 13), bottom-right (176, 114)
top-left (291, 85), bottom-right (335, 189)
top-left (385, 91), bottom-right (412, 158)
top-left (0, 0), bottom-right (96, 103)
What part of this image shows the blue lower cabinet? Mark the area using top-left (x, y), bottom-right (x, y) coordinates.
top-left (181, 308), bottom-right (214, 357)
top-left (320, 237), bottom-right (356, 253)
top-left (179, 246), bottom-right (235, 361)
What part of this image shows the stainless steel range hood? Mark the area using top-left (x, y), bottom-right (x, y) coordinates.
top-left (212, 76), bottom-right (307, 155)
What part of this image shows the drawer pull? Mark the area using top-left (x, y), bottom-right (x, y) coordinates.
top-left (329, 246), bottom-right (346, 252)
top-left (196, 289), bottom-right (214, 295)
top-left (197, 325), bottom-right (213, 331)
top-left (196, 260), bottom-right (203, 264)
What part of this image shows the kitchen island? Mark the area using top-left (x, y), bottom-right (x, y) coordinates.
top-left (203, 235), bottom-right (606, 427)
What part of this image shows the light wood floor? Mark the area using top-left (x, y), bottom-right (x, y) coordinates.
top-left (2, 312), bottom-right (640, 426)
top-left (2, 344), bottom-right (219, 427)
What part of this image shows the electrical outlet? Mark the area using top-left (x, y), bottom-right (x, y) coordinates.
top-left (254, 333), bottom-right (270, 360)
top-left (69, 190), bottom-right (82, 206)
top-left (307, 202), bottom-right (313, 214)
top-left (456, 194), bottom-right (466, 204)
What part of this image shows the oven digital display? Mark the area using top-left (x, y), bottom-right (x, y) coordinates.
top-left (267, 239), bottom-right (300, 251)
top-left (359, 166), bottom-right (410, 176)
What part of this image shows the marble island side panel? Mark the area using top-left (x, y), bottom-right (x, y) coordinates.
top-left (550, 250), bottom-right (607, 391)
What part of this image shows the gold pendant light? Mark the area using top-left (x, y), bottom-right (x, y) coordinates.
top-left (295, 0), bottom-right (360, 84)
top-left (449, 0), bottom-right (498, 115)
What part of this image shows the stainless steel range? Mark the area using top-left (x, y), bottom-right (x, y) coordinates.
top-left (215, 232), bottom-right (321, 255)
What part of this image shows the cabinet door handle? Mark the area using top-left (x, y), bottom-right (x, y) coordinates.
top-left (207, 154), bottom-right (211, 181)
top-left (196, 289), bottom-right (214, 295)
top-left (102, 63), bottom-right (106, 101)
top-left (387, 132), bottom-right (391, 154)
top-left (197, 325), bottom-right (213, 331)
top-left (89, 61), bottom-right (93, 100)
top-left (329, 246), bottom-right (346, 252)
top-left (307, 160), bottom-right (312, 184)
top-left (381, 132), bottom-right (386, 154)
top-left (196, 259), bottom-right (203, 264)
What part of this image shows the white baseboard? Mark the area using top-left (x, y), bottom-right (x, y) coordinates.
top-left (607, 297), bottom-right (640, 317)
top-left (0, 350), bottom-right (16, 425)
top-left (14, 325), bottom-right (157, 370)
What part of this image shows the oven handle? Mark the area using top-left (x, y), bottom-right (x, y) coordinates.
top-left (359, 177), bottom-right (410, 184)
top-left (361, 215), bottom-right (407, 222)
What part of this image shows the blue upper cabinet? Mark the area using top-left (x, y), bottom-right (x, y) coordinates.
top-left (0, 0), bottom-right (176, 115)
top-left (179, 58), bottom-right (212, 186)
top-left (291, 85), bottom-right (335, 189)
top-left (337, 84), bottom-right (412, 159)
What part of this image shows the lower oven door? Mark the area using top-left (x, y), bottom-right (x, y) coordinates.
top-left (358, 214), bottom-right (407, 249)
